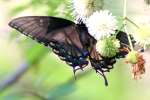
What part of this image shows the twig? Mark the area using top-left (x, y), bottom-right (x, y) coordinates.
top-left (23, 90), bottom-right (48, 100)
top-left (123, 0), bottom-right (134, 51)
top-left (125, 17), bottom-right (139, 29)
top-left (0, 61), bottom-right (29, 91)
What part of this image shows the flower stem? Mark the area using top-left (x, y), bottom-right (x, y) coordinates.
top-left (125, 17), bottom-right (140, 29)
top-left (123, 0), bottom-right (134, 51)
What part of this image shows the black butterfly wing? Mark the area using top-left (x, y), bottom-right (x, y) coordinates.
top-left (9, 16), bottom-right (75, 45)
top-left (9, 16), bottom-right (89, 72)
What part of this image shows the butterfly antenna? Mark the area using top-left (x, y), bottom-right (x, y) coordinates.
top-left (73, 66), bottom-right (83, 80)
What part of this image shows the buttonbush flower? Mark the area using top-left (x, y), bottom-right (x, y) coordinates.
top-left (96, 37), bottom-right (120, 58)
top-left (126, 51), bottom-right (145, 79)
top-left (86, 10), bottom-right (118, 40)
top-left (72, 0), bottom-right (103, 22)
top-left (134, 25), bottom-right (150, 45)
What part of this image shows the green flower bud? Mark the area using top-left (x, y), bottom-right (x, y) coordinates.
top-left (96, 37), bottom-right (120, 58)
top-left (126, 51), bottom-right (138, 64)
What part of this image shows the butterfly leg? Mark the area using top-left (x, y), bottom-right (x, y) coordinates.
top-left (97, 70), bottom-right (108, 86)
top-left (73, 67), bottom-right (77, 80)
top-left (72, 66), bottom-right (83, 80)
top-left (71, 59), bottom-right (89, 79)
top-left (90, 58), bottom-right (117, 86)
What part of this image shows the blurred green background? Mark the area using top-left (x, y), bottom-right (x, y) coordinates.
top-left (0, 0), bottom-right (150, 100)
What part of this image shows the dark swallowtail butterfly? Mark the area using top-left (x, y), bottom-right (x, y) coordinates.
top-left (9, 16), bottom-right (130, 86)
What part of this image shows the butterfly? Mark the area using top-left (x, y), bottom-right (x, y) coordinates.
top-left (9, 16), bottom-right (130, 86)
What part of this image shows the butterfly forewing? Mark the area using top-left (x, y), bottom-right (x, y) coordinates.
top-left (9, 16), bottom-right (89, 70)
top-left (9, 16), bottom-right (74, 43)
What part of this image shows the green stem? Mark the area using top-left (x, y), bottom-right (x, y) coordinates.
top-left (116, 24), bottom-right (125, 35)
top-left (125, 17), bottom-right (140, 29)
top-left (123, 0), bottom-right (134, 51)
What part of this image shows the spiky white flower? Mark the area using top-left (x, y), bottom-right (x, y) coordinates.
top-left (86, 10), bottom-right (118, 40)
top-left (72, 0), bottom-right (103, 22)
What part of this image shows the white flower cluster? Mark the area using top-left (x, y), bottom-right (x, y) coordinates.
top-left (72, 0), bottom-right (118, 40)
top-left (86, 11), bottom-right (118, 40)
top-left (72, 0), bottom-right (119, 58)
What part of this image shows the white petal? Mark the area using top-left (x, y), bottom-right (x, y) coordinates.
top-left (86, 10), bottom-right (118, 40)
